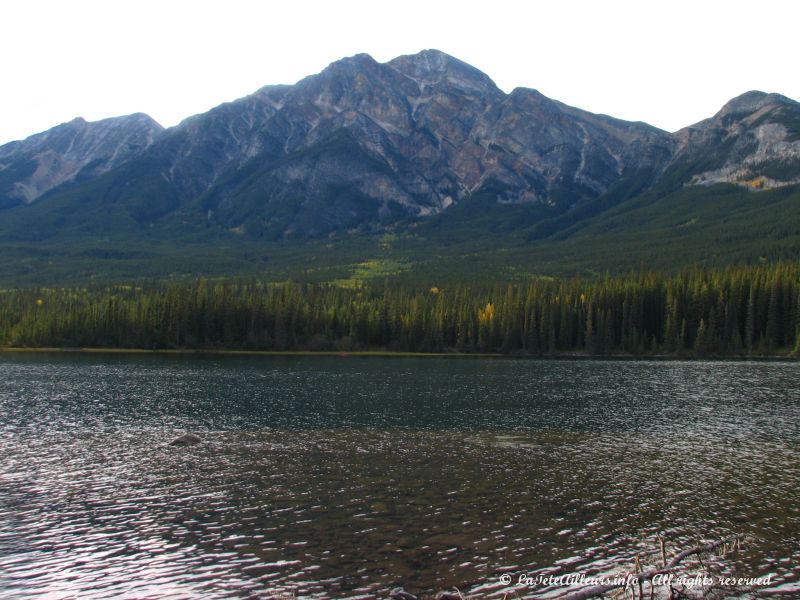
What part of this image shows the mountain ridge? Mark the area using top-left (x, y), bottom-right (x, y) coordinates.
top-left (2, 51), bottom-right (796, 217)
top-left (0, 112), bottom-right (162, 207)
top-left (0, 50), bottom-right (798, 285)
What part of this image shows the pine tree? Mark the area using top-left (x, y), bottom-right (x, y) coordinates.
top-left (694, 319), bottom-right (708, 357)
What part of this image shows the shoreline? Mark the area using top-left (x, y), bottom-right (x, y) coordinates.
top-left (1, 346), bottom-right (797, 361)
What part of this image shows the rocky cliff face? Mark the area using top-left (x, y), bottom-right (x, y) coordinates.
top-left (0, 113), bottom-right (162, 207)
top-left (674, 91), bottom-right (800, 189)
top-left (152, 49), bottom-right (676, 237)
top-left (0, 51), bottom-right (797, 239)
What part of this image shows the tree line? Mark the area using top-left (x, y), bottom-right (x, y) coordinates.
top-left (1, 263), bottom-right (799, 356)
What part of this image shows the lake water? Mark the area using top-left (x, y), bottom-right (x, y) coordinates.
top-left (0, 353), bottom-right (798, 598)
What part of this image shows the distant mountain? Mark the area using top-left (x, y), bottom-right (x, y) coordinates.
top-left (0, 113), bottom-right (162, 208)
top-left (670, 91), bottom-right (800, 189)
top-left (0, 50), bottom-right (798, 284)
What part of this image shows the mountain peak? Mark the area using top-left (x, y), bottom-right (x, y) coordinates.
top-left (124, 112), bottom-right (163, 127)
top-left (322, 52), bottom-right (380, 73)
top-left (394, 49), bottom-right (460, 71)
top-left (718, 90), bottom-right (797, 117)
top-left (0, 112), bottom-right (163, 206)
top-left (387, 49), bottom-right (499, 94)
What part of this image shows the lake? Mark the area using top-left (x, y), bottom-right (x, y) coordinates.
top-left (0, 353), bottom-right (798, 598)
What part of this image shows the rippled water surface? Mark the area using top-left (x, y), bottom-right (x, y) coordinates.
top-left (0, 353), bottom-right (798, 598)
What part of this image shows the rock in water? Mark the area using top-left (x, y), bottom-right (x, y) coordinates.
top-left (389, 588), bottom-right (418, 600)
top-left (169, 433), bottom-right (202, 447)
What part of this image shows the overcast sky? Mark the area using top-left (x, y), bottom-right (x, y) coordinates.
top-left (1, 0), bottom-right (798, 144)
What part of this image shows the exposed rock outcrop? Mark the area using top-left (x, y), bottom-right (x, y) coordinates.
top-left (0, 113), bottom-right (162, 207)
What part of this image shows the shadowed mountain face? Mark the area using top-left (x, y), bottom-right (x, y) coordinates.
top-left (0, 50), bottom-right (798, 266)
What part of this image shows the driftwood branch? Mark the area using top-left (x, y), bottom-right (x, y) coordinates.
top-left (558, 535), bottom-right (740, 600)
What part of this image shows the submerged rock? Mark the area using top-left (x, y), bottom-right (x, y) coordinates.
top-left (169, 433), bottom-right (202, 447)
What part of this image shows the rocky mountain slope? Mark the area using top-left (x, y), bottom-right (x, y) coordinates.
top-left (0, 49), bottom-right (798, 284)
top-left (672, 91), bottom-right (800, 190)
top-left (0, 50), bottom-right (683, 237)
top-left (0, 113), bottom-right (162, 208)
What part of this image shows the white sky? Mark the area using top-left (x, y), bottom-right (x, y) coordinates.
top-left (1, 0), bottom-right (798, 145)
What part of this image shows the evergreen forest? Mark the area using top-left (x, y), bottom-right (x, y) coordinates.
top-left (1, 263), bottom-right (799, 357)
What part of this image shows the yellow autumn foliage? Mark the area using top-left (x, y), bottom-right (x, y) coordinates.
top-left (478, 302), bottom-right (495, 324)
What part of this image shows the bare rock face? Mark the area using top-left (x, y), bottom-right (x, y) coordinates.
top-left (176, 49), bottom-right (675, 237)
top-left (674, 91), bottom-right (800, 190)
top-left (0, 114), bottom-right (163, 207)
top-left (0, 52), bottom-right (797, 240)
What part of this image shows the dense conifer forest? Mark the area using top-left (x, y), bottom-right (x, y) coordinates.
top-left (1, 263), bottom-right (799, 356)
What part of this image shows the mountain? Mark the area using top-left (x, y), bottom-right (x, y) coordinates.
top-left (0, 113), bottom-right (162, 209)
top-left (0, 50), bottom-right (676, 237)
top-left (0, 50), bottom-right (798, 285)
top-left (669, 91), bottom-right (800, 189)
